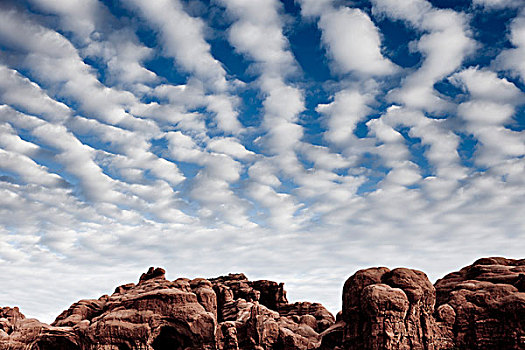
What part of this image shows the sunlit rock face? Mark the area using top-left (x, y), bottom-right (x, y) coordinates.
top-left (0, 268), bottom-right (334, 350)
top-left (434, 257), bottom-right (525, 350)
top-left (337, 257), bottom-right (525, 350)
top-left (1, 257), bottom-right (524, 350)
top-left (341, 267), bottom-right (444, 350)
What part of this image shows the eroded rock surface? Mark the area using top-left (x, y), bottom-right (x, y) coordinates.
top-left (335, 257), bottom-right (525, 350)
top-left (0, 306), bottom-right (80, 350)
top-left (341, 267), bottom-right (443, 350)
top-left (210, 273), bottom-right (333, 350)
top-left (434, 257), bottom-right (525, 349)
top-left (1, 269), bottom-right (333, 350)
top-left (1, 257), bottom-right (524, 349)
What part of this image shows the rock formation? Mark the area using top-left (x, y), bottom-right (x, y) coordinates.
top-left (434, 257), bottom-right (525, 349)
top-left (335, 257), bottom-right (525, 350)
top-left (341, 267), bottom-right (440, 350)
top-left (1, 257), bottom-right (524, 349)
top-left (1, 267), bottom-right (333, 350)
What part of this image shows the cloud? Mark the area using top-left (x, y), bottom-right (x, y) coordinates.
top-left (0, 0), bottom-right (524, 326)
top-left (0, 65), bottom-right (71, 122)
top-left (218, 0), bottom-right (311, 230)
top-left (372, 0), bottom-right (476, 111)
top-left (450, 67), bottom-right (524, 104)
top-left (298, 0), bottom-right (397, 77)
top-left (371, 0), bottom-right (432, 28)
top-left (25, 0), bottom-right (102, 41)
top-left (219, 0), bottom-right (297, 77)
top-left (317, 89), bottom-right (371, 146)
top-left (494, 10), bottom-right (525, 82)
top-left (165, 131), bottom-right (254, 226)
top-left (206, 137), bottom-right (255, 160)
top-left (452, 67), bottom-right (525, 168)
top-left (123, 0), bottom-right (228, 92)
top-left (472, 0), bottom-right (524, 10)
top-left (121, 0), bottom-right (243, 134)
top-left (318, 7), bottom-right (398, 76)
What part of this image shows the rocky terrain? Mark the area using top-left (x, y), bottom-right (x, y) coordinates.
top-left (1, 257), bottom-right (523, 349)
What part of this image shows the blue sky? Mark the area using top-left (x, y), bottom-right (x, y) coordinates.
top-left (0, 0), bottom-right (524, 322)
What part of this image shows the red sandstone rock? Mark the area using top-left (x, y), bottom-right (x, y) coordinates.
top-left (317, 321), bottom-right (344, 350)
top-left (342, 267), bottom-right (445, 350)
top-left (210, 273), bottom-right (330, 349)
top-left (1, 268), bottom-right (333, 350)
top-left (2, 258), bottom-right (523, 350)
top-left (0, 307), bottom-right (80, 350)
top-left (434, 257), bottom-right (525, 349)
top-left (278, 302), bottom-right (335, 333)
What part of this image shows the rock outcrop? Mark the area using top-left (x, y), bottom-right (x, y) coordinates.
top-left (341, 267), bottom-right (442, 350)
top-left (434, 257), bottom-right (525, 349)
top-left (1, 269), bottom-right (333, 350)
top-left (0, 306), bottom-right (80, 350)
top-left (1, 257), bottom-right (524, 349)
top-left (210, 273), bottom-right (334, 350)
top-left (334, 257), bottom-right (525, 350)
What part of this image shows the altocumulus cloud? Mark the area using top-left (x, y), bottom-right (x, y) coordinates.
top-left (0, 0), bottom-right (524, 322)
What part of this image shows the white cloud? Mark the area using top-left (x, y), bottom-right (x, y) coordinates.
top-left (218, 0), bottom-right (311, 230)
top-left (371, 0), bottom-right (432, 28)
top-left (372, 0), bottom-right (476, 111)
top-left (494, 11), bottom-right (525, 82)
top-left (450, 67), bottom-right (524, 104)
top-left (382, 161), bottom-right (422, 186)
top-left (318, 7), bottom-right (397, 76)
top-left (27, 0), bottom-right (161, 92)
top-left (0, 65), bottom-right (71, 122)
top-left (122, 0), bottom-right (228, 92)
top-left (0, 0), bottom-right (525, 328)
top-left (0, 148), bottom-right (62, 188)
top-left (0, 8), bottom-right (76, 58)
top-left (32, 123), bottom-right (121, 202)
top-left (122, 0), bottom-right (243, 134)
top-left (299, 144), bottom-right (351, 171)
top-left (298, 0), bottom-right (334, 18)
top-left (84, 29), bottom-right (159, 87)
top-left (165, 131), bottom-right (254, 226)
top-left (26, 0), bottom-right (101, 41)
top-left (298, 0), bottom-right (397, 76)
top-left (220, 0), bottom-right (297, 77)
top-left (317, 89), bottom-right (371, 146)
top-left (206, 137), bottom-right (255, 160)
top-left (452, 67), bottom-right (525, 168)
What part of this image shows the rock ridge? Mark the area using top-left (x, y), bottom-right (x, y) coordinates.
top-left (1, 257), bottom-right (523, 349)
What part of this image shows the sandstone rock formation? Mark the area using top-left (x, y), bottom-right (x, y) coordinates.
top-left (341, 267), bottom-right (442, 350)
top-left (1, 257), bottom-right (524, 349)
top-left (0, 268), bottom-right (333, 350)
top-left (0, 306), bottom-right (80, 350)
top-left (335, 257), bottom-right (525, 350)
top-left (434, 257), bottom-right (525, 349)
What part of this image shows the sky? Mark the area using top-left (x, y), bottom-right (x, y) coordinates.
top-left (0, 0), bottom-right (524, 323)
